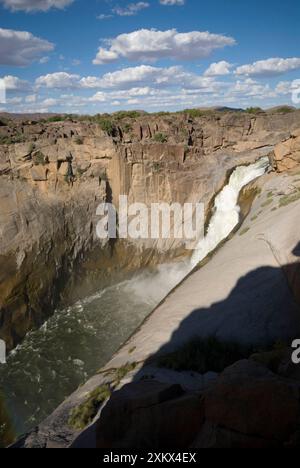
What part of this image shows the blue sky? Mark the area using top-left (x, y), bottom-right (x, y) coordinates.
top-left (0, 0), bottom-right (300, 114)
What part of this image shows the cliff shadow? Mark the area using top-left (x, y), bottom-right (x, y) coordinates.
top-left (136, 243), bottom-right (300, 372)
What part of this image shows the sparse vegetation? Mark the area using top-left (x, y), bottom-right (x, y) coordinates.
top-left (98, 118), bottom-right (115, 136)
top-left (152, 161), bottom-right (163, 172)
top-left (279, 189), bottom-right (300, 207)
top-left (122, 123), bottom-right (133, 134)
top-left (115, 362), bottom-right (137, 384)
top-left (157, 337), bottom-right (252, 374)
top-left (245, 107), bottom-right (264, 114)
top-left (28, 142), bottom-right (35, 153)
top-left (32, 151), bottom-right (48, 166)
top-left (261, 198), bottom-right (273, 208)
top-left (273, 106), bottom-right (294, 114)
top-left (68, 385), bottom-right (111, 431)
top-left (153, 132), bottom-right (168, 143)
top-left (183, 108), bottom-right (212, 118)
top-left (239, 227), bottom-right (250, 236)
top-left (45, 115), bottom-right (66, 123)
top-left (0, 133), bottom-right (25, 145)
top-left (113, 111), bottom-right (141, 121)
top-left (74, 137), bottom-right (84, 145)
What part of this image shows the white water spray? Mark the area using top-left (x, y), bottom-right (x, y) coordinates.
top-left (126, 157), bottom-right (270, 302)
top-left (190, 156), bottom-right (270, 268)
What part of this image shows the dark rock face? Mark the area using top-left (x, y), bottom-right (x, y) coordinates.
top-left (198, 360), bottom-right (300, 447)
top-left (88, 360), bottom-right (300, 449)
top-left (96, 381), bottom-right (204, 449)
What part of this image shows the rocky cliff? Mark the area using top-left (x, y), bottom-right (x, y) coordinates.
top-left (7, 110), bottom-right (300, 449)
top-left (1, 110), bottom-right (300, 351)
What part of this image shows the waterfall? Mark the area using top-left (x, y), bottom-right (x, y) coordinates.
top-left (190, 156), bottom-right (270, 268)
top-left (126, 156), bottom-right (270, 302)
top-left (1, 156), bottom-right (269, 436)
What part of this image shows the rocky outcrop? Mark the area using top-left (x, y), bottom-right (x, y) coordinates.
top-left (2, 111), bottom-right (299, 350)
top-left (273, 129), bottom-right (300, 172)
top-left (91, 357), bottom-right (300, 449)
top-left (14, 143), bottom-right (300, 449)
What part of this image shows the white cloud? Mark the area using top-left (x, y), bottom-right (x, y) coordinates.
top-left (160, 0), bottom-right (185, 5)
top-left (93, 28), bottom-right (236, 65)
top-left (2, 75), bottom-right (31, 91)
top-left (0, 0), bottom-right (74, 12)
top-left (25, 94), bottom-right (37, 103)
top-left (35, 72), bottom-right (80, 88)
top-left (225, 78), bottom-right (276, 99)
top-left (80, 65), bottom-right (221, 92)
top-left (113, 2), bottom-right (149, 16)
top-left (204, 60), bottom-right (233, 76)
top-left (39, 56), bottom-right (50, 64)
top-left (235, 57), bottom-right (300, 77)
top-left (97, 14), bottom-right (113, 20)
top-left (0, 28), bottom-right (54, 66)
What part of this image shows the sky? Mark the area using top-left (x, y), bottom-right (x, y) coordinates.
top-left (0, 0), bottom-right (300, 114)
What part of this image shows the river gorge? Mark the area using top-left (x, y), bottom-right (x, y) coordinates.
top-left (1, 109), bottom-right (300, 448)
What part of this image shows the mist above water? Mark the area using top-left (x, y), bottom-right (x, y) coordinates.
top-left (0, 157), bottom-right (269, 437)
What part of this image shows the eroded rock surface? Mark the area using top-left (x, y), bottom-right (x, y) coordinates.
top-left (2, 111), bottom-right (299, 349)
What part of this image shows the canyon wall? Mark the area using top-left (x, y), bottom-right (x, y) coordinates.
top-left (1, 110), bottom-right (300, 349)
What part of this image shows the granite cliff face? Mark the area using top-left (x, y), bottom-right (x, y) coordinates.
top-left (0, 110), bottom-right (300, 352)
top-left (10, 110), bottom-right (300, 449)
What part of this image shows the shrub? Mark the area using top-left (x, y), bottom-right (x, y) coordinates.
top-left (98, 119), bottom-right (115, 136)
top-left (115, 362), bottom-right (137, 384)
top-left (46, 115), bottom-right (65, 123)
top-left (68, 385), bottom-right (111, 431)
top-left (153, 132), bottom-right (168, 143)
top-left (157, 337), bottom-right (251, 374)
top-left (0, 133), bottom-right (25, 145)
top-left (183, 109), bottom-right (212, 118)
top-left (113, 111), bottom-right (141, 121)
top-left (274, 106), bottom-right (294, 114)
top-left (33, 151), bottom-right (48, 166)
top-left (279, 189), bottom-right (300, 207)
top-left (122, 123), bottom-right (133, 134)
top-left (245, 107), bottom-right (264, 114)
top-left (74, 137), bottom-right (84, 145)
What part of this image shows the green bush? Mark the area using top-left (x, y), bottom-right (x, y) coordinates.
top-left (46, 115), bottom-right (65, 123)
top-left (122, 123), bottom-right (133, 134)
top-left (183, 109), bottom-right (212, 118)
top-left (274, 106), bottom-right (294, 114)
top-left (68, 385), bottom-right (111, 431)
top-left (0, 133), bottom-right (25, 145)
top-left (113, 111), bottom-right (141, 121)
top-left (245, 107), bottom-right (264, 114)
top-left (98, 119), bottom-right (115, 136)
top-left (279, 189), bottom-right (300, 207)
top-left (32, 151), bottom-right (48, 166)
top-left (153, 132), bottom-right (168, 143)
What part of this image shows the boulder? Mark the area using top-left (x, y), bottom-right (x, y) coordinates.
top-left (96, 381), bottom-right (204, 449)
top-left (202, 360), bottom-right (300, 445)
